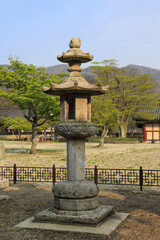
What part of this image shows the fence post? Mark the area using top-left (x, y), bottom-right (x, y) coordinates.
top-left (139, 166), bottom-right (143, 191)
top-left (13, 164), bottom-right (17, 184)
top-left (94, 165), bottom-right (98, 185)
top-left (52, 164), bottom-right (56, 186)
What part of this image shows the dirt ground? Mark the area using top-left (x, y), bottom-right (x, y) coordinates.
top-left (0, 183), bottom-right (160, 240)
top-left (1, 141), bottom-right (160, 169)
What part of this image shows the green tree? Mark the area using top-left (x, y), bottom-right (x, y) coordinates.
top-left (37, 119), bottom-right (54, 140)
top-left (90, 60), bottom-right (159, 138)
top-left (0, 117), bottom-right (32, 139)
top-left (0, 57), bottom-right (67, 153)
top-left (91, 95), bottom-right (117, 147)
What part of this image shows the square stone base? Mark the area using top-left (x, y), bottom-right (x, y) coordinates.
top-left (34, 205), bottom-right (114, 226)
top-left (15, 212), bottom-right (129, 236)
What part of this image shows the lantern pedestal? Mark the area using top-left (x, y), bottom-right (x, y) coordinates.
top-left (34, 122), bottom-right (114, 225)
top-left (34, 205), bottom-right (114, 226)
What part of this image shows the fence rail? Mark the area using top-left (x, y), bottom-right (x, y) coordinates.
top-left (0, 164), bottom-right (160, 191)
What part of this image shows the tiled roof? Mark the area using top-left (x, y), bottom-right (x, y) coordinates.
top-left (135, 103), bottom-right (160, 121)
top-left (0, 108), bottom-right (24, 119)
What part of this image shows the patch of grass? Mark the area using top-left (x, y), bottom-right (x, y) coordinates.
top-left (128, 147), bottom-right (160, 155)
top-left (59, 158), bottom-right (66, 161)
top-left (5, 148), bottom-right (64, 154)
top-left (130, 148), bottom-right (138, 153)
top-left (105, 137), bottom-right (139, 143)
top-left (0, 138), bottom-right (20, 141)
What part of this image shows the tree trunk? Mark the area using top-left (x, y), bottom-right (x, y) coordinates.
top-left (18, 131), bottom-right (21, 140)
top-left (131, 129), bottom-right (135, 138)
top-left (131, 125), bottom-right (136, 138)
top-left (30, 123), bottom-right (37, 154)
top-left (120, 123), bottom-right (128, 138)
top-left (44, 129), bottom-right (47, 141)
top-left (99, 126), bottom-right (108, 148)
top-left (51, 125), bottom-right (54, 141)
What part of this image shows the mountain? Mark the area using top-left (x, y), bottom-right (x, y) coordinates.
top-left (46, 64), bottom-right (97, 84)
top-left (123, 64), bottom-right (160, 85)
top-left (1, 63), bottom-right (160, 85)
top-left (45, 64), bottom-right (160, 85)
top-left (0, 64), bottom-right (97, 84)
top-left (46, 64), bottom-right (93, 75)
top-left (0, 65), bottom-right (9, 68)
top-left (46, 64), bottom-right (68, 75)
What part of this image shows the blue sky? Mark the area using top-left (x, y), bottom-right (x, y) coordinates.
top-left (1, 0), bottom-right (160, 69)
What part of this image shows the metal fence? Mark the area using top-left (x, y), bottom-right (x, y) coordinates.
top-left (0, 164), bottom-right (160, 191)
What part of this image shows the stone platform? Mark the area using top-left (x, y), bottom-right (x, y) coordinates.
top-left (15, 212), bottom-right (129, 236)
top-left (34, 205), bottom-right (113, 226)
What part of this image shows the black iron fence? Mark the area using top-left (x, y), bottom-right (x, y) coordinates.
top-left (0, 164), bottom-right (160, 191)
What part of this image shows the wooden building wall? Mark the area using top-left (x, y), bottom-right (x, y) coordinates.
top-left (143, 123), bottom-right (160, 142)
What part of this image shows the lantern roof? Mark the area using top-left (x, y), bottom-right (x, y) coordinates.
top-left (43, 38), bottom-right (109, 96)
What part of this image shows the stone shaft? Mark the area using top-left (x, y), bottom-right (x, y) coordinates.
top-left (67, 139), bottom-right (85, 181)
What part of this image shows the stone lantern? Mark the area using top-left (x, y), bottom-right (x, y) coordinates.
top-left (36, 38), bottom-right (113, 226)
